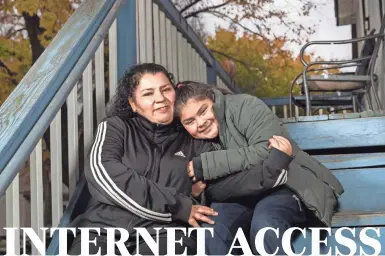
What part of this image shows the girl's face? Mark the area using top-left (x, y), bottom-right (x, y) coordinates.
top-left (179, 98), bottom-right (219, 139)
top-left (129, 72), bottom-right (175, 125)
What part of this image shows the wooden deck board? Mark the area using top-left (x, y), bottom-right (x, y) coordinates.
top-left (284, 116), bottom-right (385, 150)
top-left (282, 110), bottom-right (385, 123)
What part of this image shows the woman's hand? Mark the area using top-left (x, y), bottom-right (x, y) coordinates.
top-left (191, 181), bottom-right (206, 197)
top-left (268, 135), bottom-right (292, 156)
top-left (187, 161), bottom-right (196, 182)
top-left (188, 205), bottom-right (218, 227)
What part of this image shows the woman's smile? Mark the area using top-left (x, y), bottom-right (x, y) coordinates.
top-left (154, 105), bottom-right (169, 113)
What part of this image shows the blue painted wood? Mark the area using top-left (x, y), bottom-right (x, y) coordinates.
top-left (117, 0), bottom-right (136, 80)
top-left (293, 227), bottom-right (385, 255)
top-left (284, 116), bottom-right (385, 150)
top-left (0, 0), bottom-right (116, 172)
top-left (46, 174), bottom-right (90, 255)
top-left (333, 213), bottom-right (385, 227)
top-left (296, 115), bottom-right (329, 122)
top-left (207, 63), bottom-right (217, 85)
top-left (332, 168), bottom-right (385, 214)
top-left (315, 153), bottom-right (385, 170)
top-left (261, 96), bottom-right (291, 106)
top-left (153, 0), bottom-right (240, 93)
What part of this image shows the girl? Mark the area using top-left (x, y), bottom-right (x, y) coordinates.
top-left (175, 81), bottom-right (344, 255)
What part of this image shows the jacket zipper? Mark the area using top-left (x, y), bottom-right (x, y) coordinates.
top-left (292, 194), bottom-right (303, 212)
top-left (150, 127), bottom-right (161, 181)
top-left (291, 190), bottom-right (327, 226)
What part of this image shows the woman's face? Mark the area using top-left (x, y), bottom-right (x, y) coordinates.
top-left (179, 98), bottom-right (219, 139)
top-left (129, 72), bottom-right (175, 124)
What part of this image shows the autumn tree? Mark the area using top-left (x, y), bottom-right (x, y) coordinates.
top-left (173, 0), bottom-right (323, 44)
top-left (206, 28), bottom-right (316, 97)
top-left (0, 0), bottom-right (79, 105)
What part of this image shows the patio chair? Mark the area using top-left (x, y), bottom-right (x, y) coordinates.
top-left (289, 15), bottom-right (385, 116)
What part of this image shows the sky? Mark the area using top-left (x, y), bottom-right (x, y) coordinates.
top-left (201, 0), bottom-right (352, 61)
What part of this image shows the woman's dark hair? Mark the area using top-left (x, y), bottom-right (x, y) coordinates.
top-left (175, 81), bottom-right (232, 116)
top-left (107, 63), bottom-right (175, 119)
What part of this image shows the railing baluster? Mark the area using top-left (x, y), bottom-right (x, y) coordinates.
top-left (183, 38), bottom-right (191, 80)
top-left (188, 45), bottom-right (193, 80)
top-left (201, 58), bottom-right (206, 83)
top-left (194, 50), bottom-right (199, 81)
top-left (166, 18), bottom-right (172, 70)
top-left (191, 49), bottom-right (195, 81)
top-left (272, 106), bottom-right (276, 115)
top-left (96, 43), bottom-right (106, 124)
top-left (189, 47), bottom-right (194, 80)
top-left (6, 175), bottom-right (20, 255)
top-left (283, 105), bottom-right (288, 118)
top-left (30, 140), bottom-right (44, 255)
top-left (295, 106), bottom-right (299, 118)
top-left (171, 25), bottom-right (178, 77)
top-left (145, 0), bottom-right (153, 62)
top-left (159, 11), bottom-right (167, 68)
top-left (177, 32), bottom-right (184, 81)
top-left (182, 38), bottom-right (188, 81)
top-left (83, 61), bottom-right (94, 166)
top-left (67, 85), bottom-right (79, 197)
top-left (137, 0), bottom-right (146, 62)
top-left (108, 19), bottom-right (117, 100)
top-left (153, 3), bottom-right (161, 65)
top-left (320, 109), bottom-right (324, 115)
top-left (135, 1), bottom-right (139, 63)
top-left (50, 111), bottom-right (63, 227)
top-left (197, 54), bottom-right (202, 82)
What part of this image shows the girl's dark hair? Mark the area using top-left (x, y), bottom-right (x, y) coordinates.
top-left (175, 81), bottom-right (232, 116)
top-left (107, 63), bottom-right (175, 119)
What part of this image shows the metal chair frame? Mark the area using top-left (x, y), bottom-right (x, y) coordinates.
top-left (289, 16), bottom-right (385, 116)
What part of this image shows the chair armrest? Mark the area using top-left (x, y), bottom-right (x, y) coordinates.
top-left (297, 75), bottom-right (371, 84)
top-left (300, 33), bottom-right (385, 65)
top-left (305, 63), bottom-right (360, 74)
top-left (304, 56), bottom-right (371, 76)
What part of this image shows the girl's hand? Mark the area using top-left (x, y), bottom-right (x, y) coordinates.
top-left (187, 161), bottom-right (196, 182)
top-left (191, 181), bottom-right (206, 197)
top-left (268, 135), bottom-right (292, 156)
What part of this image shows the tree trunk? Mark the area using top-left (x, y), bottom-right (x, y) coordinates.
top-left (22, 12), bottom-right (45, 64)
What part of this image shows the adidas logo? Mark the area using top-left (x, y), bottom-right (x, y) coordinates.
top-left (174, 151), bottom-right (186, 157)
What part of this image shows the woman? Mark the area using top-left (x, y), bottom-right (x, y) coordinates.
top-left (68, 64), bottom-right (217, 255)
top-left (175, 81), bottom-right (344, 255)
